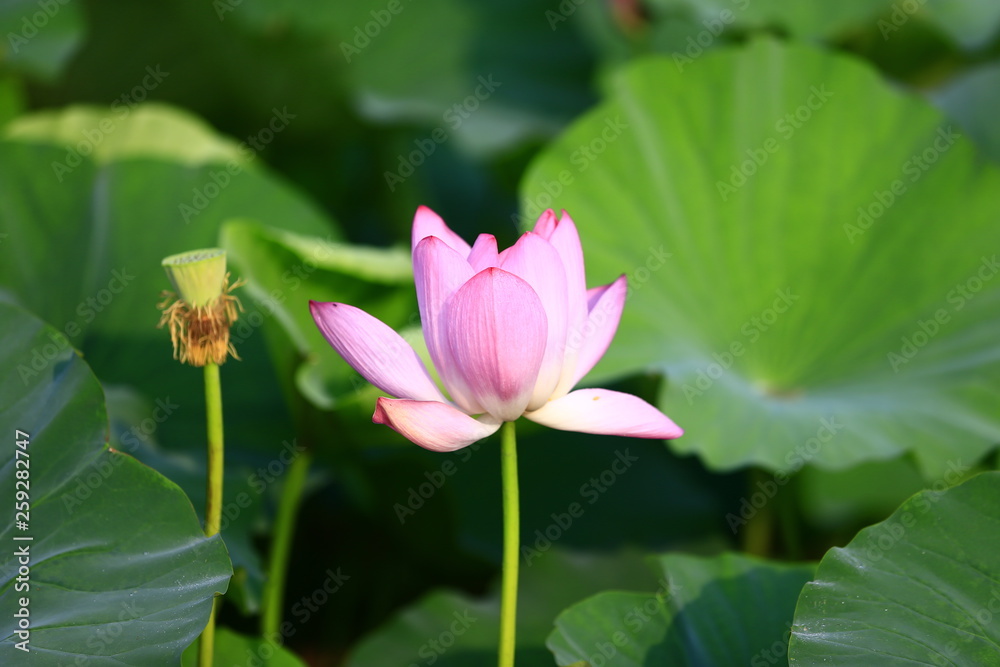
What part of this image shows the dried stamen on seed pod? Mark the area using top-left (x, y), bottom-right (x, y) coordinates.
top-left (157, 249), bottom-right (244, 367)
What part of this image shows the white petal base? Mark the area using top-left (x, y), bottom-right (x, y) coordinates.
top-left (373, 398), bottom-right (502, 451)
top-left (525, 388), bottom-right (683, 439)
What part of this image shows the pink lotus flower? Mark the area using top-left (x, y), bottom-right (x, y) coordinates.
top-left (309, 207), bottom-right (682, 451)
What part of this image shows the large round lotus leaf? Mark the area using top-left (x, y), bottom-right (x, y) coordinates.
top-left (645, 0), bottom-right (882, 40)
top-left (548, 552), bottom-right (814, 666)
top-left (0, 303), bottom-right (231, 664)
top-left (520, 38), bottom-right (1000, 476)
top-left (790, 471), bottom-right (1000, 665)
top-left (644, 0), bottom-right (1000, 47)
top-left (228, 0), bottom-right (595, 157)
top-left (934, 62), bottom-right (1000, 165)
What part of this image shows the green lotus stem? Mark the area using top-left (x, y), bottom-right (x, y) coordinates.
top-left (261, 448), bottom-right (312, 638)
top-left (742, 468), bottom-right (773, 557)
top-left (777, 476), bottom-right (803, 560)
top-left (498, 421), bottom-right (519, 667)
top-left (199, 361), bottom-right (225, 667)
top-left (198, 601), bottom-right (219, 667)
top-left (204, 362), bottom-right (225, 537)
